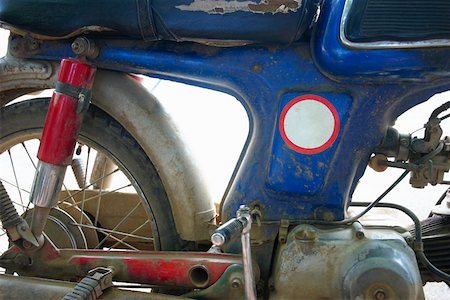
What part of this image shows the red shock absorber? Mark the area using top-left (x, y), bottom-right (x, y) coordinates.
top-left (29, 58), bottom-right (96, 238)
top-left (38, 59), bottom-right (96, 165)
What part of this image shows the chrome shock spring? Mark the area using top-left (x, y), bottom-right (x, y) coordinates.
top-left (71, 158), bottom-right (87, 189)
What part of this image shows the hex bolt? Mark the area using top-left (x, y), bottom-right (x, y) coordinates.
top-left (29, 40), bottom-right (39, 51)
top-left (295, 229), bottom-right (317, 241)
top-left (231, 278), bottom-right (242, 289)
top-left (71, 39), bottom-right (87, 55)
top-left (353, 222), bottom-right (365, 240)
top-left (374, 289), bottom-right (387, 300)
top-left (14, 253), bottom-right (31, 267)
top-left (22, 240), bottom-right (32, 249)
top-left (71, 37), bottom-right (99, 59)
top-left (400, 138), bottom-right (409, 146)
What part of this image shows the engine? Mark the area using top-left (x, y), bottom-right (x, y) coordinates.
top-left (269, 223), bottom-right (424, 299)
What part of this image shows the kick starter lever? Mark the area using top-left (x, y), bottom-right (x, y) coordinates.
top-left (211, 205), bottom-right (256, 300)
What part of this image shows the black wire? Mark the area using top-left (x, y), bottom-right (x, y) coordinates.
top-left (350, 202), bottom-right (420, 240)
top-left (441, 112), bottom-right (450, 122)
top-left (350, 202), bottom-right (450, 282)
top-left (343, 170), bottom-right (410, 225)
top-left (428, 189), bottom-right (449, 218)
top-left (282, 142), bottom-right (445, 228)
top-left (338, 142), bottom-right (445, 226)
top-left (429, 101), bottom-right (450, 121)
top-left (278, 169), bottom-right (409, 227)
top-left (417, 252), bottom-right (450, 283)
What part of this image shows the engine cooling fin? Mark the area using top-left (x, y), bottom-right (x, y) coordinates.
top-left (345, 0), bottom-right (450, 42)
top-left (410, 215), bottom-right (450, 283)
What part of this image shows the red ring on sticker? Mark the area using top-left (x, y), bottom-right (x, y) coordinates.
top-left (279, 94), bottom-right (340, 154)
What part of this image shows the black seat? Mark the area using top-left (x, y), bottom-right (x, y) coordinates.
top-left (0, 0), bottom-right (146, 39)
top-left (0, 0), bottom-right (320, 44)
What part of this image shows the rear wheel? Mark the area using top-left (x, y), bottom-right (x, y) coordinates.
top-left (0, 98), bottom-right (181, 258)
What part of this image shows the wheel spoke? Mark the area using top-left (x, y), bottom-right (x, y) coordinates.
top-left (0, 178), bottom-right (30, 194)
top-left (22, 142), bottom-right (78, 206)
top-left (71, 223), bottom-right (140, 250)
top-left (106, 234), bottom-right (139, 250)
top-left (21, 142), bottom-right (37, 169)
top-left (60, 186), bottom-right (78, 205)
top-left (62, 184), bottom-right (132, 208)
top-left (72, 221), bottom-right (153, 241)
top-left (7, 149), bottom-right (23, 207)
top-left (57, 168), bottom-right (120, 203)
top-left (1, 99), bottom-right (168, 260)
top-left (108, 219), bottom-right (152, 249)
top-left (94, 200), bottom-right (142, 249)
top-left (94, 162), bottom-right (108, 226)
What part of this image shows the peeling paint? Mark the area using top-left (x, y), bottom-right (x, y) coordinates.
top-left (176, 0), bottom-right (302, 15)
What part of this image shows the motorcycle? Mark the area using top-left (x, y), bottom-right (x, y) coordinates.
top-left (0, 0), bottom-right (450, 299)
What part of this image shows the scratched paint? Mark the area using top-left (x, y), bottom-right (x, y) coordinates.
top-left (176, 0), bottom-right (302, 15)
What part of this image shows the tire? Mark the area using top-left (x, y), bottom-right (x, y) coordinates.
top-left (0, 98), bottom-right (181, 252)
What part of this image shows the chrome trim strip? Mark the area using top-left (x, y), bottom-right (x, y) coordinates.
top-left (339, 0), bottom-right (450, 50)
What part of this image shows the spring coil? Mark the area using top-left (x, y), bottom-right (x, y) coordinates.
top-left (71, 158), bottom-right (87, 189)
top-left (0, 181), bottom-right (21, 228)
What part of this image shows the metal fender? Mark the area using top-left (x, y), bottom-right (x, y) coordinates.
top-left (0, 56), bottom-right (215, 241)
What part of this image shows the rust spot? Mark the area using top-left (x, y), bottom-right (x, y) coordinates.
top-left (294, 165), bottom-right (303, 177)
top-left (248, 0), bottom-right (300, 13)
top-left (176, 0), bottom-right (302, 15)
top-left (252, 63), bottom-right (262, 73)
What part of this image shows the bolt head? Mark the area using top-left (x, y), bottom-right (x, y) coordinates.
top-left (295, 229), bottom-right (317, 240)
top-left (231, 278), bottom-right (242, 288)
top-left (14, 253), bottom-right (31, 267)
top-left (71, 39), bottom-right (87, 55)
top-left (22, 240), bottom-right (32, 249)
top-left (211, 233), bottom-right (225, 246)
top-left (374, 289), bottom-right (387, 300)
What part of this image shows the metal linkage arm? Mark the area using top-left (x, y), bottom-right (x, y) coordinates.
top-left (0, 181), bottom-right (39, 248)
top-left (211, 205), bottom-right (256, 300)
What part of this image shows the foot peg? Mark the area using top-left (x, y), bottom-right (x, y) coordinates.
top-left (211, 205), bottom-right (256, 300)
top-left (63, 267), bottom-right (114, 300)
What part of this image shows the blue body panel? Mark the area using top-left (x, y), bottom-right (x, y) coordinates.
top-left (314, 0), bottom-right (450, 81)
top-left (267, 92), bottom-right (353, 196)
top-left (21, 0), bottom-right (450, 223)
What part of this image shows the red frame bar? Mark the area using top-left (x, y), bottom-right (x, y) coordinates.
top-left (1, 240), bottom-right (242, 288)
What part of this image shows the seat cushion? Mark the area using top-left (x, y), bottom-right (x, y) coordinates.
top-left (0, 0), bottom-right (320, 44)
top-left (0, 0), bottom-right (143, 39)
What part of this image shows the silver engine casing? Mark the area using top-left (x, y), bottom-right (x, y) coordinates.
top-left (270, 223), bottom-right (424, 300)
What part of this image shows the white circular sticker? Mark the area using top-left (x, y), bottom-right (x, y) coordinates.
top-left (279, 95), bottom-right (340, 154)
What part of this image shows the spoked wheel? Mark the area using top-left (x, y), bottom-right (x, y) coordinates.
top-left (0, 98), bottom-right (181, 268)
